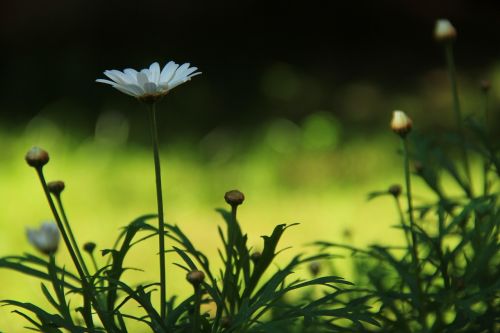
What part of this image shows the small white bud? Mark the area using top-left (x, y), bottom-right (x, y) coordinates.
top-left (26, 222), bottom-right (60, 255)
top-left (391, 111), bottom-right (413, 137)
top-left (434, 19), bottom-right (457, 43)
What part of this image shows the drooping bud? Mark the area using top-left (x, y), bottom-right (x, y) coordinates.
top-left (25, 147), bottom-right (49, 168)
top-left (224, 190), bottom-right (245, 207)
top-left (309, 262), bottom-right (321, 277)
top-left (250, 251), bottom-right (261, 264)
top-left (434, 19), bottom-right (457, 43)
top-left (186, 270), bottom-right (205, 286)
top-left (390, 111), bottom-right (413, 138)
top-left (388, 184), bottom-right (402, 198)
top-left (83, 242), bottom-right (96, 255)
top-left (47, 181), bottom-right (65, 196)
top-left (26, 222), bottom-right (60, 255)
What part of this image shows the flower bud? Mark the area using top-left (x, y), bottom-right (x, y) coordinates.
top-left (186, 270), bottom-right (205, 286)
top-left (309, 262), bottom-right (321, 277)
top-left (221, 316), bottom-right (232, 328)
top-left (26, 222), bottom-right (60, 255)
top-left (434, 19), bottom-right (457, 43)
top-left (250, 251), bottom-right (261, 263)
top-left (342, 228), bottom-right (353, 240)
top-left (47, 181), bottom-right (65, 196)
top-left (390, 111), bottom-right (412, 137)
top-left (480, 79), bottom-right (491, 92)
top-left (25, 147), bottom-right (49, 168)
top-left (224, 190), bottom-right (245, 207)
top-left (388, 184), bottom-right (402, 198)
top-left (83, 242), bottom-right (96, 254)
top-left (414, 161), bottom-right (424, 174)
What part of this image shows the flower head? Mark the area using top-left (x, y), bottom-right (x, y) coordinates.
top-left (434, 19), bottom-right (457, 43)
top-left (26, 222), bottom-right (60, 255)
top-left (186, 270), bottom-right (205, 286)
top-left (47, 180), bottom-right (65, 196)
top-left (96, 61), bottom-right (201, 103)
top-left (25, 147), bottom-right (49, 168)
top-left (391, 110), bottom-right (412, 137)
top-left (224, 190), bottom-right (245, 207)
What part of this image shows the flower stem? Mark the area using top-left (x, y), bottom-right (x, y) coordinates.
top-left (148, 103), bottom-right (167, 321)
top-left (192, 285), bottom-right (202, 333)
top-left (444, 42), bottom-right (473, 197)
top-left (481, 87), bottom-right (490, 195)
top-left (54, 194), bottom-right (90, 278)
top-left (35, 168), bottom-right (113, 332)
top-left (393, 197), bottom-right (412, 251)
top-left (401, 138), bottom-right (427, 330)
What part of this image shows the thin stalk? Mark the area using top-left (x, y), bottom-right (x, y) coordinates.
top-left (35, 168), bottom-right (114, 332)
top-left (48, 255), bottom-right (76, 327)
top-left (148, 103), bottom-right (167, 321)
top-left (482, 88), bottom-right (490, 195)
top-left (444, 42), bottom-right (473, 197)
top-left (393, 197), bottom-right (412, 253)
top-left (54, 195), bottom-right (90, 278)
top-left (214, 205), bottom-right (237, 330)
top-left (192, 286), bottom-right (202, 333)
top-left (437, 207), bottom-right (450, 290)
top-left (401, 139), bottom-right (427, 331)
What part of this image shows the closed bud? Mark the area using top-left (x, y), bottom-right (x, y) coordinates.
top-left (480, 79), bottom-right (491, 92)
top-left (186, 270), bottom-right (205, 286)
top-left (434, 19), bottom-right (457, 43)
top-left (390, 111), bottom-right (412, 137)
top-left (221, 316), bottom-right (232, 329)
top-left (47, 181), bottom-right (65, 196)
top-left (26, 222), bottom-right (60, 255)
top-left (83, 242), bottom-right (96, 254)
top-left (25, 147), bottom-right (49, 168)
top-left (250, 251), bottom-right (261, 263)
top-left (414, 161), bottom-right (424, 174)
top-left (224, 190), bottom-right (245, 207)
top-left (388, 184), bottom-right (402, 198)
top-left (309, 262), bottom-right (321, 277)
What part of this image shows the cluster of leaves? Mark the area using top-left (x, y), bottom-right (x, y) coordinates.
top-left (316, 105), bottom-right (499, 332)
top-left (1, 196), bottom-right (377, 332)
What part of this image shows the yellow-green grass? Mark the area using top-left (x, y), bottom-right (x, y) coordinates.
top-left (0, 126), bottom-right (484, 332)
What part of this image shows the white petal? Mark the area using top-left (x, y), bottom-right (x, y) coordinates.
top-left (140, 69), bottom-right (153, 82)
top-left (96, 79), bottom-right (117, 86)
top-left (113, 85), bottom-right (139, 97)
top-left (104, 70), bottom-right (129, 84)
top-left (170, 63), bottom-right (192, 83)
top-left (160, 61), bottom-right (179, 84)
top-left (137, 72), bottom-right (149, 89)
top-left (149, 62), bottom-right (161, 84)
top-left (167, 71), bottom-right (201, 91)
top-left (144, 82), bottom-right (158, 94)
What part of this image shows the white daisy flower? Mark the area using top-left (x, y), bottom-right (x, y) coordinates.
top-left (96, 61), bottom-right (201, 103)
top-left (26, 222), bottom-right (60, 255)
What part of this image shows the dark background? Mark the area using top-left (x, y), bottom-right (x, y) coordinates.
top-left (1, 0), bottom-right (499, 139)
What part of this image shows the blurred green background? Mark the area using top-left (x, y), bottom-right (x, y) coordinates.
top-left (1, 0), bottom-right (500, 331)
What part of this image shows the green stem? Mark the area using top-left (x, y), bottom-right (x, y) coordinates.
top-left (35, 168), bottom-right (113, 332)
top-left (148, 103), bottom-right (167, 321)
top-left (444, 42), bottom-right (473, 197)
top-left (393, 197), bottom-right (412, 253)
top-left (55, 195), bottom-right (90, 278)
top-left (214, 205), bottom-right (237, 329)
top-left (192, 286), bottom-right (202, 333)
top-left (401, 139), bottom-right (427, 331)
top-left (482, 88), bottom-right (490, 195)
